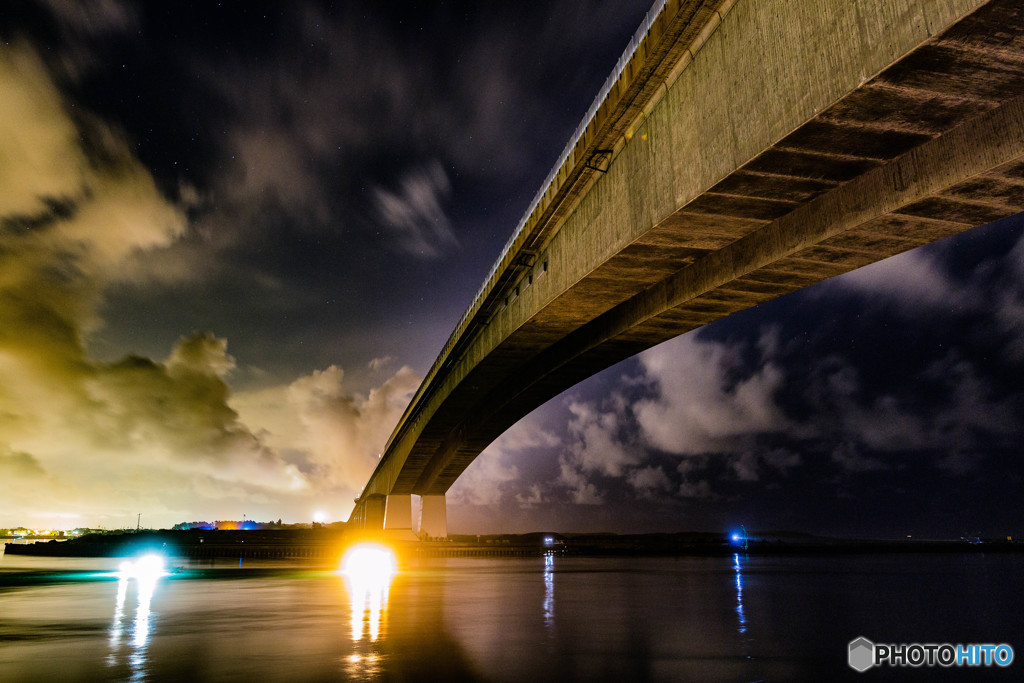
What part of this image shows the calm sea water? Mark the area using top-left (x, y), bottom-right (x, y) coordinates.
top-left (0, 547), bottom-right (1021, 682)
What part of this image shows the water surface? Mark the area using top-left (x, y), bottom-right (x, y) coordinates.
top-left (1, 548), bottom-right (1021, 681)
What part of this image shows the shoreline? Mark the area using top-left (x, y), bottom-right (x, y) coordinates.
top-left (4, 529), bottom-right (1021, 560)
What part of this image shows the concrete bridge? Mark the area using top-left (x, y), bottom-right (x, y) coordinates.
top-left (350, 0), bottom-right (1024, 538)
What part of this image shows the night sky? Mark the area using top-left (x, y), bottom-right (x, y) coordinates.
top-left (1, 1), bottom-right (1022, 538)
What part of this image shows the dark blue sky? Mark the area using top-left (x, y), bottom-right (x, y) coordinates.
top-left (0, 1), bottom-right (1021, 537)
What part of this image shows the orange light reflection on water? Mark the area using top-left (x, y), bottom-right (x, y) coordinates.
top-left (341, 544), bottom-right (396, 643)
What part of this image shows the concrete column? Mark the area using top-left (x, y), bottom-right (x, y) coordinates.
top-left (383, 494), bottom-right (412, 530)
top-left (363, 494), bottom-right (386, 529)
top-left (420, 495), bottom-right (447, 539)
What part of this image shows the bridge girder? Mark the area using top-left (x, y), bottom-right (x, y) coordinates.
top-left (352, 0), bottom-right (1024, 519)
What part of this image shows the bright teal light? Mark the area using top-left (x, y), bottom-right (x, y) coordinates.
top-left (116, 554), bottom-right (167, 581)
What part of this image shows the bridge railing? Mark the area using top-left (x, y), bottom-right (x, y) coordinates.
top-left (366, 0), bottom-right (672, 488)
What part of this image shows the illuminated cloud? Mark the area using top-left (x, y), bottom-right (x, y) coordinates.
top-left (0, 447), bottom-right (45, 479)
top-left (231, 364), bottom-right (421, 499)
top-left (635, 334), bottom-right (788, 455)
top-left (0, 43), bottom-right (310, 526)
top-left (448, 415), bottom-right (558, 507)
top-left (833, 247), bottom-right (975, 312)
top-left (554, 396), bottom-right (639, 505)
top-left (447, 452), bottom-right (519, 507)
top-left (0, 46), bottom-right (87, 218)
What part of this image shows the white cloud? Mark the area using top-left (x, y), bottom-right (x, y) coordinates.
top-left (515, 484), bottom-right (545, 508)
top-left (627, 466), bottom-right (671, 495)
top-left (449, 410), bottom-right (558, 507)
top-left (558, 459), bottom-right (603, 504)
top-left (833, 247), bottom-right (974, 312)
top-left (447, 451), bottom-right (519, 506)
top-left (563, 399), bottom-right (640, 476)
top-left (555, 396), bottom-right (639, 505)
top-left (373, 161), bottom-right (457, 259)
top-left (635, 335), bottom-right (788, 454)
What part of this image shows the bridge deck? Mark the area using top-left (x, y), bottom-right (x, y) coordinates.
top-left (353, 0), bottom-right (1024, 517)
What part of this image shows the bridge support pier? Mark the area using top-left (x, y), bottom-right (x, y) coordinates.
top-left (383, 494), bottom-right (413, 532)
top-left (360, 494), bottom-right (386, 529)
top-left (419, 495), bottom-right (447, 539)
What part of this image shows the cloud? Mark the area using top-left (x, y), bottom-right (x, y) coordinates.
top-left (836, 248), bottom-right (969, 311)
top-left (514, 484), bottom-right (545, 509)
top-left (635, 334), bottom-right (788, 454)
top-left (804, 351), bottom-right (1019, 473)
top-left (563, 398), bottom-right (640, 476)
top-left (449, 410), bottom-right (558, 507)
top-left (0, 41), bottom-right (187, 421)
top-left (730, 448), bottom-right (802, 482)
top-left (228, 127), bottom-right (330, 223)
top-left (831, 442), bottom-right (888, 473)
top-left (373, 161), bottom-right (457, 259)
top-left (40, 0), bottom-right (137, 35)
top-left (0, 43), bottom-right (319, 526)
top-left (550, 333), bottom-right (791, 504)
top-left (0, 46), bottom-right (88, 218)
top-left (167, 332), bottom-right (236, 379)
top-left (36, 0), bottom-right (140, 81)
top-left (554, 396), bottom-right (639, 504)
top-left (447, 452), bottom-right (519, 507)
top-left (677, 479), bottom-right (715, 499)
top-left (232, 364), bottom-right (421, 497)
top-left (993, 232), bottom-right (1024, 360)
top-left (558, 460), bottom-right (603, 504)
top-left (0, 447), bottom-right (46, 479)
top-left (627, 466), bottom-right (672, 497)
top-left (539, 280), bottom-right (1024, 508)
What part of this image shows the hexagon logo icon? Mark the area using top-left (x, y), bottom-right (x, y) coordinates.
top-left (848, 637), bottom-right (875, 672)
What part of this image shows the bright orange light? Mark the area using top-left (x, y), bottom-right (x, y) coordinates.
top-left (341, 544), bottom-right (396, 581)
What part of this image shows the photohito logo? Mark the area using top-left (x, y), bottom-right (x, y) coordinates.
top-left (848, 637), bottom-right (1014, 672)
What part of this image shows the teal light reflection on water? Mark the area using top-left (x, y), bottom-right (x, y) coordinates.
top-left (106, 557), bottom-right (166, 681)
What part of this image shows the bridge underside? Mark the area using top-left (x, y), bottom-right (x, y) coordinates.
top-left (352, 0), bottom-right (1024, 525)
